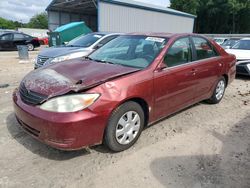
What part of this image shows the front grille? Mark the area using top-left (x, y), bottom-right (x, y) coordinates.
top-left (36, 55), bottom-right (50, 67)
top-left (236, 65), bottom-right (249, 74)
top-left (19, 82), bottom-right (47, 105)
top-left (16, 117), bottom-right (40, 137)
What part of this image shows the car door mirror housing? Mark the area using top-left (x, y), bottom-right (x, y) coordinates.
top-left (94, 43), bottom-right (103, 49)
top-left (156, 62), bottom-right (167, 71)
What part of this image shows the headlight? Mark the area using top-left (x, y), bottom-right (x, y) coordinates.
top-left (247, 64), bottom-right (250, 71)
top-left (44, 52), bottom-right (89, 66)
top-left (40, 94), bottom-right (100, 112)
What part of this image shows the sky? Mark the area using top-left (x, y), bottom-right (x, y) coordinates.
top-left (0, 0), bottom-right (170, 23)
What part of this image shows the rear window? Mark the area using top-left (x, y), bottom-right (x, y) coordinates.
top-left (67, 33), bottom-right (105, 47)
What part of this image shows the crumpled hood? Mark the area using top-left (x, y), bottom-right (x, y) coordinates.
top-left (39, 46), bottom-right (92, 58)
top-left (21, 59), bottom-right (139, 98)
top-left (226, 49), bottom-right (250, 60)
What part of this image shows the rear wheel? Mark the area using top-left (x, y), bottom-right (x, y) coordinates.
top-left (27, 44), bottom-right (34, 51)
top-left (206, 77), bottom-right (226, 104)
top-left (104, 101), bottom-right (145, 152)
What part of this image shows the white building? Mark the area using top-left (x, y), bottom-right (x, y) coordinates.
top-left (46, 0), bottom-right (196, 33)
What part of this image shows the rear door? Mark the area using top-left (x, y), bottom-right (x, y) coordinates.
top-left (13, 33), bottom-right (26, 47)
top-left (190, 36), bottom-right (223, 101)
top-left (153, 36), bottom-right (199, 119)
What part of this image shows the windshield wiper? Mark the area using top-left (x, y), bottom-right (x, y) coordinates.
top-left (93, 59), bottom-right (115, 65)
top-left (84, 56), bottom-right (93, 61)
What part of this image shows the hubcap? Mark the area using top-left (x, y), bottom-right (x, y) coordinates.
top-left (115, 111), bottom-right (141, 145)
top-left (27, 44), bottom-right (33, 51)
top-left (215, 80), bottom-right (225, 100)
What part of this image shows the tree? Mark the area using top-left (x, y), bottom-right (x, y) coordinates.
top-left (0, 17), bottom-right (22, 29)
top-left (170, 0), bottom-right (250, 33)
top-left (170, 0), bottom-right (200, 15)
top-left (27, 12), bottom-right (48, 29)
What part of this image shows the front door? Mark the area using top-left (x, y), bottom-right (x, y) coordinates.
top-left (0, 33), bottom-right (13, 50)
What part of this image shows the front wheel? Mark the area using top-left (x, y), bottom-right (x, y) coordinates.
top-left (206, 77), bottom-right (226, 104)
top-left (104, 101), bottom-right (145, 152)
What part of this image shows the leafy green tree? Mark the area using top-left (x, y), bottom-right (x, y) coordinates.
top-left (170, 0), bottom-right (250, 33)
top-left (170, 0), bottom-right (199, 15)
top-left (0, 17), bottom-right (22, 29)
top-left (27, 12), bottom-right (48, 29)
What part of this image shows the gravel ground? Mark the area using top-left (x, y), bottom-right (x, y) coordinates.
top-left (0, 48), bottom-right (249, 188)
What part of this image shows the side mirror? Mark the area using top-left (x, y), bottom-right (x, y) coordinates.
top-left (62, 41), bottom-right (68, 45)
top-left (156, 62), bottom-right (167, 71)
top-left (94, 43), bottom-right (104, 49)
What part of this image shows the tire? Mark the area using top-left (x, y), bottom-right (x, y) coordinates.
top-left (27, 44), bottom-right (34, 51)
top-left (104, 101), bottom-right (145, 152)
top-left (206, 77), bottom-right (226, 104)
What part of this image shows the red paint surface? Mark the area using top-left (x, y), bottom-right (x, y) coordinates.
top-left (13, 33), bottom-right (236, 150)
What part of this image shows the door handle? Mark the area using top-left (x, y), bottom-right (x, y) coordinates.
top-left (190, 69), bottom-right (197, 75)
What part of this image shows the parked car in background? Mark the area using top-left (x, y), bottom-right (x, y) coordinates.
top-left (0, 32), bottom-right (40, 51)
top-left (214, 37), bottom-right (228, 45)
top-left (13, 33), bottom-right (236, 152)
top-left (221, 38), bottom-right (240, 49)
top-left (39, 37), bottom-right (49, 45)
top-left (226, 38), bottom-right (250, 76)
top-left (34, 32), bottom-right (121, 69)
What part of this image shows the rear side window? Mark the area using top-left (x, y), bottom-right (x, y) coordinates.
top-left (164, 37), bottom-right (192, 67)
top-left (14, 33), bottom-right (25, 40)
top-left (192, 37), bottom-right (218, 60)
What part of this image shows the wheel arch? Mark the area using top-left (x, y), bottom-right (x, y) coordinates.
top-left (108, 97), bottom-right (150, 128)
top-left (222, 74), bottom-right (229, 87)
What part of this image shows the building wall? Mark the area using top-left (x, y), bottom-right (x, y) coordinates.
top-left (48, 11), bottom-right (97, 31)
top-left (98, 2), bottom-right (194, 33)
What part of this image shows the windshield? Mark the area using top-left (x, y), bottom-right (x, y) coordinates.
top-left (67, 33), bottom-right (105, 47)
top-left (88, 35), bottom-right (167, 69)
top-left (232, 40), bottom-right (250, 50)
top-left (222, 39), bottom-right (238, 46)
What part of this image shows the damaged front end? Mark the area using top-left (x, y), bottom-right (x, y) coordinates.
top-left (19, 61), bottom-right (140, 108)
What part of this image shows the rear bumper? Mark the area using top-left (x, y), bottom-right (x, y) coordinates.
top-left (13, 90), bottom-right (108, 150)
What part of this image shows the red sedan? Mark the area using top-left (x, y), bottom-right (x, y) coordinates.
top-left (13, 33), bottom-right (236, 152)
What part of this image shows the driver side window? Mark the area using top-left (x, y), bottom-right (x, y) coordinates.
top-left (164, 37), bottom-right (192, 67)
top-left (1, 34), bottom-right (12, 41)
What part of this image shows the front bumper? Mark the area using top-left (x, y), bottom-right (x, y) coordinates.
top-left (13, 90), bottom-right (108, 150)
top-left (236, 61), bottom-right (250, 76)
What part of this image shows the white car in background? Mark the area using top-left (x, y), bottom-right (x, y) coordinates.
top-left (226, 38), bottom-right (250, 76)
top-left (214, 37), bottom-right (228, 45)
top-left (34, 32), bottom-right (122, 69)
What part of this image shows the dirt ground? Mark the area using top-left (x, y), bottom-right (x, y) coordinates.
top-left (0, 48), bottom-right (249, 188)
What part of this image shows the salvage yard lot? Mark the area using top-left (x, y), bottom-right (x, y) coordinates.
top-left (0, 49), bottom-right (249, 188)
